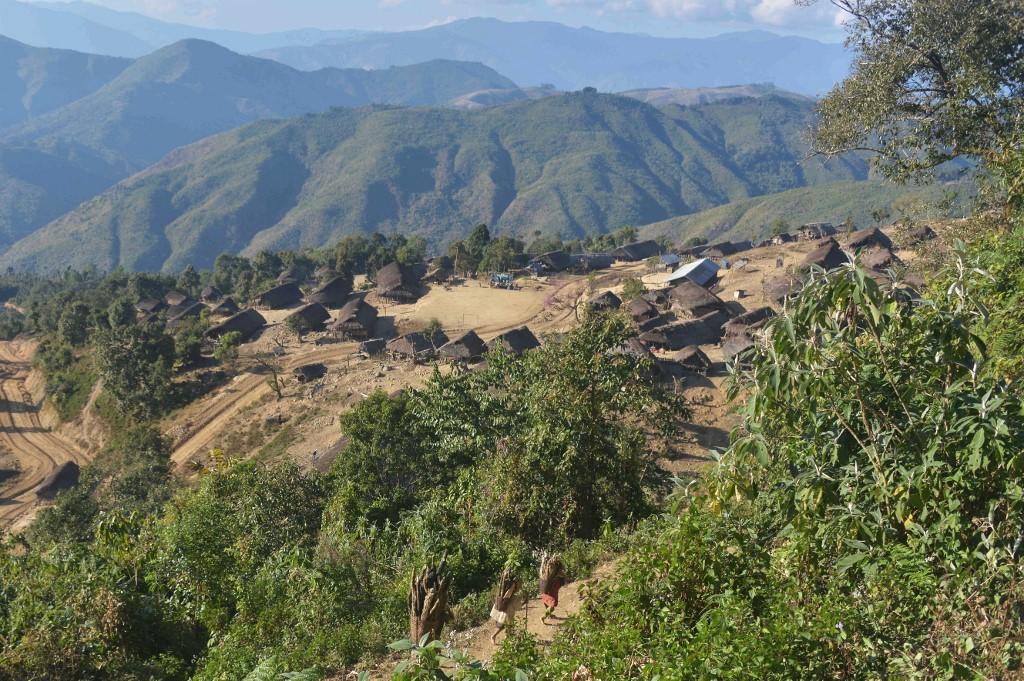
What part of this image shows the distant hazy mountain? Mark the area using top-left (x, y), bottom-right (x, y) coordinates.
top-left (0, 93), bottom-right (871, 273)
top-left (0, 35), bottom-right (130, 129)
top-left (0, 39), bottom-right (517, 246)
top-left (0, 0), bottom-right (151, 56)
top-left (620, 83), bottom-right (811, 107)
top-left (258, 18), bottom-right (850, 96)
top-left (32, 1), bottom-right (363, 54)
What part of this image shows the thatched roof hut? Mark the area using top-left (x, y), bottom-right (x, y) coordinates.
top-left (627, 297), bottom-right (660, 324)
top-left (293, 363), bottom-right (327, 383)
top-left (387, 332), bottom-right (445, 359)
top-left (308, 275), bottom-right (353, 308)
top-left (438, 330), bottom-right (487, 362)
top-left (277, 265), bottom-right (302, 285)
top-left (358, 338), bottom-right (387, 356)
top-left (861, 248), bottom-right (903, 271)
top-left (800, 238), bottom-right (849, 272)
top-left (588, 290), bottom-right (622, 312)
top-left (376, 262), bottom-right (421, 302)
top-left (487, 326), bottom-right (540, 356)
top-left (200, 285), bottom-right (222, 303)
top-left (611, 240), bottom-right (661, 262)
top-left (210, 297), bottom-right (240, 317)
top-left (285, 303), bottom-right (331, 332)
top-left (668, 280), bottom-right (728, 317)
top-left (696, 309), bottom-right (732, 337)
top-left (136, 298), bottom-right (165, 314)
top-left (638, 319), bottom-right (719, 351)
top-left (167, 300), bottom-right (204, 322)
top-left (164, 290), bottom-right (189, 307)
top-left (703, 242), bottom-right (741, 258)
top-left (573, 254), bottom-right (615, 272)
top-left (423, 256), bottom-right (454, 284)
top-left (642, 289), bottom-right (672, 309)
top-left (255, 283), bottom-right (303, 309)
top-left (612, 337), bottom-right (654, 360)
top-left (331, 298), bottom-right (379, 339)
top-left (532, 250), bottom-right (573, 272)
top-left (668, 346), bottom-right (713, 373)
top-left (767, 275), bottom-right (804, 305)
top-left (36, 461), bottom-right (80, 499)
top-left (846, 227), bottom-right (893, 252)
top-left (206, 308), bottom-right (267, 340)
top-left (722, 334), bottom-right (756, 363)
top-left (723, 307), bottom-right (776, 337)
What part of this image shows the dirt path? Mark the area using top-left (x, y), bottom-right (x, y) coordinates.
top-left (458, 561), bottom-right (618, 663)
top-left (0, 340), bottom-right (89, 532)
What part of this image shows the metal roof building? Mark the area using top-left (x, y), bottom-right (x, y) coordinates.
top-left (665, 257), bottom-right (721, 287)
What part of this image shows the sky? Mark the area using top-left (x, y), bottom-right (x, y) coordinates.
top-left (61, 0), bottom-right (849, 41)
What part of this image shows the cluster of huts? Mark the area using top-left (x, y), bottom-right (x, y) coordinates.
top-left (527, 240), bottom-right (661, 275)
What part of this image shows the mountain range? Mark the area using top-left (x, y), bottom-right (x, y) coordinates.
top-left (257, 19), bottom-right (850, 96)
top-left (0, 92), bottom-right (871, 273)
top-left (0, 0), bottom-right (361, 56)
top-left (1, 1), bottom-right (849, 95)
top-left (0, 38), bottom-right (515, 246)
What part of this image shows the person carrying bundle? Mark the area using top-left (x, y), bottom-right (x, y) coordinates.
top-left (538, 553), bottom-right (566, 625)
top-left (489, 568), bottom-right (521, 644)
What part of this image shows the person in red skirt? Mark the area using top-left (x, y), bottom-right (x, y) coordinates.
top-left (539, 554), bottom-right (566, 625)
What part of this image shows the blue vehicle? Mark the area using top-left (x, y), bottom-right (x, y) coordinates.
top-left (490, 272), bottom-right (515, 289)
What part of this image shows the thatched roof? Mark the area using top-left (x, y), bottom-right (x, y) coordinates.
top-left (703, 241), bottom-right (740, 258)
top-left (200, 285), bottom-right (222, 302)
top-left (611, 240), bottom-right (661, 262)
top-left (423, 256), bottom-right (455, 284)
top-left (136, 298), bottom-right (164, 314)
top-left (638, 319), bottom-right (719, 350)
top-left (167, 301), bottom-right (204, 322)
top-left (573, 254), bottom-right (615, 272)
top-left (293, 363), bottom-right (327, 383)
top-left (285, 303), bottom-right (331, 331)
top-left (627, 297), bottom-right (660, 323)
top-left (861, 248), bottom-right (903, 271)
top-left (668, 280), bottom-right (727, 317)
top-left (800, 238), bottom-right (848, 272)
top-left (308, 275), bottom-right (353, 308)
top-left (696, 309), bottom-right (732, 337)
top-left (588, 290), bottom-right (622, 312)
top-left (359, 338), bottom-right (387, 356)
top-left (532, 250), bottom-right (573, 272)
top-left (387, 332), bottom-right (443, 358)
top-left (723, 307), bottom-right (776, 337)
top-left (36, 461), bottom-right (80, 499)
top-left (642, 289), bottom-right (672, 309)
top-left (376, 262), bottom-right (420, 301)
top-left (277, 265), bottom-right (302, 285)
top-left (612, 337), bottom-right (654, 360)
top-left (767, 275), bottom-right (803, 305)
top-left (487, 326), bottom-right (540, 355)
top-left (438, 329), bottom-right (487, 361)
top-left (846, 227), bottom-right (893, 251)
top-left (722, 334), bottom-right (756, 363)
top-left (210, 297), bottom-right (240, 317)
top-left (164, 290), bottom-right (189, 307)
top-left (669, 346), bottom-right (712, 372)
top-left (255, 283), bottom-right (303, 309)
top-left (799, 222), bottom-right (837, 240)
top-left (332, 298), bottom-right (378, 338)
top-left (206, 308), bottom-right (267, 340)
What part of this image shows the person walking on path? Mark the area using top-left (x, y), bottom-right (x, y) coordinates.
top-left (539, 554), bottom-right (566, 625)
top-left (490, 569), bottom-right (522, 644)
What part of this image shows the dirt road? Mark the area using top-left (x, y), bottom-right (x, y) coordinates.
top-left (0, 340), bottom-right (88, 532)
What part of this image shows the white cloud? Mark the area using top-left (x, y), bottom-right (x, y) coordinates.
top-left (543, 0), bottom-right (845, 27)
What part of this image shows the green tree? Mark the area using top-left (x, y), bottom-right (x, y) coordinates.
top-left (464, 224), bottom-right (491, 273)
top-left (57, 301), bottom-right (90, 347)
top-left (620, 277), bottom-right (646, 301)
top-left (769, 218), bottom-right (790, 236)
top-left (94, 322), bottom-right (175, 421)
top-left (177, 264), bottom-right (200, 297)
top-left (107, 297), bottom-right (136, 328)
top-left (213, 331), bottom-right (243, 371)
top-left (813, 0), bottom-right (1024, 184)
top-left (479, 236), bottom-right (523, 273)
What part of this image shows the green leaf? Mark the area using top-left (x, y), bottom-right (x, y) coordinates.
top-left (389, 639), bottom-right (415, 652)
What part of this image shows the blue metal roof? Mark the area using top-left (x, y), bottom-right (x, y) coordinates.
top-left (666, 258), bottom-right (720, 287)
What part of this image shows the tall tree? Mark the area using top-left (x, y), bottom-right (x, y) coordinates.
top-left (812, 0), bottom-right (1024, 192)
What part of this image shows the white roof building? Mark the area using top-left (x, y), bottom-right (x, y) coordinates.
top-left (665, 257), bottom-right (720, 287)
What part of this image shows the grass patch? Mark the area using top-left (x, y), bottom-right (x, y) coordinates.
top-left (256, 424), bottom-right (296, 462)
top-left (46, 359), bottom-right (96, 423)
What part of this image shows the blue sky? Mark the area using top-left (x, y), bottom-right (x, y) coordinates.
top-left (71, 0), bottom-right (848, 41)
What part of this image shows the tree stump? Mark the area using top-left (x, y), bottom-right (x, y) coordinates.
top-left (408, 556), bottom-right (451, 643)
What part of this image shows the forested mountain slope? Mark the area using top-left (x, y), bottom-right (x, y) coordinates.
top-left (0, 39), bottom-right (515, 247)
top-left (0, 92), bottom-right (870, 273)
top-left (0, 35), bottom-right (130, 130)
